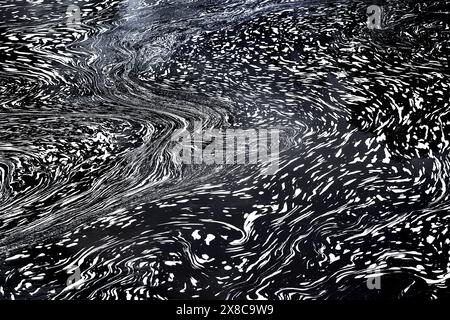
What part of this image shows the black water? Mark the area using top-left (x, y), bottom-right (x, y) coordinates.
top-left (0, 0), bottom-right (449, 300)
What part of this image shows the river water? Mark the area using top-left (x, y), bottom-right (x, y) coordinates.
top-left (0, 0), bottom-right (449, 299)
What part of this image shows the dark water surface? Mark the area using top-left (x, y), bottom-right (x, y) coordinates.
top-left (0, 0), bottom-right (449, 300)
